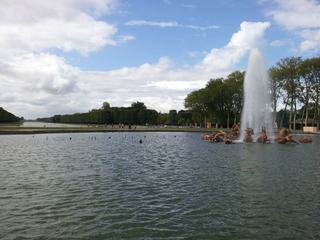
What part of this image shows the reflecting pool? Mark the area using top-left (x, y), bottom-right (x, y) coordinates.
top-left (0, 132), bottom-right (319, 239)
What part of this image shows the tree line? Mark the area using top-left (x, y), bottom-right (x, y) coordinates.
top-left (38, 102), bottom-right (194, 126)
top-left (0, 107), bottom-right (22, 123)
top-left (270, 56), bottom-right (320, 129)
top-left (185, 56), bottom-right (320, 130)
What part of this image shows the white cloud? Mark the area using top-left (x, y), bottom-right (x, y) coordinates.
top-left (300, 29), bottom-right (320, 52)
top-left (0, 0), bottom-right (119, 54)
top-left (125, 20), bottom-right (220, 30)
top-left (270, 39), bottom-right (298, 52)
top-left (147, 81), bottom-right (205, 90)
top-left (126, 20), bottom-right (179, 28)
top-left (265, 0), bottom-right (320, 52)
top-left (0, 53), bottom-right (85, 117)
top-left (270, 39), bottom-right (287, 47)
top-left (268, 0), bottom-right (320, 30)
top-left (0, 21), bottom-right (270, 118)
top-left (118, 35), bottom-right (136, 43)
top-left (257, 0), bottom-right (269, 4)
top-left (187, 51), bottom-right (208, 58)
top-left (180, 3), bottom-right (197, 9)
top-left (200, 21), bottom-right (270, 72)
top-left (227, 22), bottom-right (271, 48)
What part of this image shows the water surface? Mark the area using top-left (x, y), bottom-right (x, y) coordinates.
top-left (20, 121), bottom-right (87, 128)
top-left (0, 132), bottom-right (319, 239)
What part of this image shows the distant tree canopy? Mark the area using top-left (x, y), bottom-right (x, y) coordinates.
top-left (102, 101), bottom-right (110, 110)
top-left (185, 71), bottom-right (244, 128)
top-left (38, 102), bottom-right (193, 126)
top-left (269, 56), bottom-right (320, 129)
top-left (0, 107), bottom-right (22, 123)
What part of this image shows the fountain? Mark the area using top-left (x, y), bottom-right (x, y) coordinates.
top-left (240, 48), bottom-right (273, 141)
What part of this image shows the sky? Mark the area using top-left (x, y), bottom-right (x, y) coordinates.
top-left (0, 0), bottom-right (319, 119)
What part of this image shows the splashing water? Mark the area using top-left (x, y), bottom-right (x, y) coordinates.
top-left (240, 48), bottom-right (273, 141)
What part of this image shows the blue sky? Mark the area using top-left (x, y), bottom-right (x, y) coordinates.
top-left (66, 0), bottom-right (294, 70)
top-left (0, 0), bottom-right (319, 118)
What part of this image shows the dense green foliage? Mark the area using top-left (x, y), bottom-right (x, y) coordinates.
top-left (270, 56), bottom-right (320, 129)
top-left (38, 102), bottom-right (193, 126)
top-left (0, 107), bottom-right (21, 123)
top-left (185, 71), bottom-right (244, 128)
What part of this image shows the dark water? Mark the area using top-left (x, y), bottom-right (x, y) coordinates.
top-left (0, 132), bottom-right (319, 240)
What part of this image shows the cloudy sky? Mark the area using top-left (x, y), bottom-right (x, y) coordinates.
top-left (0, 0), bottom-right (319, 119)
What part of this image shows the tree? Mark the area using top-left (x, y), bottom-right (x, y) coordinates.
top-left (224, 71), bottom-right (244, 127)
top-left (185, 88), bottom-right (210, 127)
top-left (177, 110), bottom-right (193, 126)
top-left (304, 57), bottom-right (320, 127)
top-left (300, 59), bottom-right (315, 126)
top-left (138, 109), bottom-right (159, 125)
top-left (102, 101), bottom-right (111, 110)
top-left (158, 113), bottom-right (169, 125)
top-left (131, 102), bottom-right (146, 111)
top-left (270, 67), bottom-right (282, 122)
top-left (0, 107), bottom-right (21, 123)
top-left (168, 110), bottom-right (178, 125)
top-left (273, 57), bottom-right (302, 130)
top-left (184, 72), bottom-right (244, 128)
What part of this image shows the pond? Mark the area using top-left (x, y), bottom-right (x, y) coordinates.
top-left (0, 132), bottom-right (319, 239)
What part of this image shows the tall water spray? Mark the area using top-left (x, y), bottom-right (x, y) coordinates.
top-left (240, 48), bottom-right (273, 141)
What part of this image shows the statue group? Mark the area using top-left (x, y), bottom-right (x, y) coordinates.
top-left (202, 123), bottom-right (312, 144)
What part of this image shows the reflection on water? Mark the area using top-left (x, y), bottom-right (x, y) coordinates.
top-left (0, 132), bottom-right (319, 239)
top-left (1, 121), bottom-right (86, 128)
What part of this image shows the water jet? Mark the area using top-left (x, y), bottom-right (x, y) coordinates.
top-left (240, 48), bottom-right (273, 141)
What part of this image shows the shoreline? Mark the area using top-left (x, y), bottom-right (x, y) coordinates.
top-left (0, 127), bottom-right (217, 135)
top-left (0, 127), bottom-right (318, 136)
